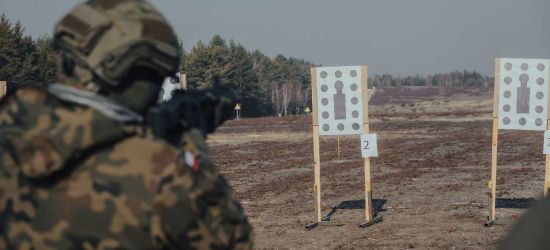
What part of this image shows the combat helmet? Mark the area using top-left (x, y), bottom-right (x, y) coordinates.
top-left (53, 0), bottom-right (179, 114)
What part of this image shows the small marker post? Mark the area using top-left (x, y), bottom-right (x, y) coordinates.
top-left (0, 81), bottom-right (6, 98)
top-left (235, 103), bottom-right (241, 120)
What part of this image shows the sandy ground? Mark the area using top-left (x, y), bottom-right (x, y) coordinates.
top-left (206, 87), bottom-right (543, 249)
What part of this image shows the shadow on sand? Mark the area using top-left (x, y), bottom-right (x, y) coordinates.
top-left (322, 199), bottom-right (387, 221)
top-left (496, 198), bottom-right (537, 209)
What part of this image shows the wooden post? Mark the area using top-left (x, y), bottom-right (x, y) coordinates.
top-left (0, 81), bottom-right (6, 98)
top-left (364, 125), bottom-right (372, 221)
top-left (546, 121), bottom-right (550, 197)
top-left (311, 67), bottom-right (322, 222)
top-left (313, 125), bottom-right (321, 222)
top-left (180, 74), bottom-right (187, 91)
top-left (337, 136), bottom-right (340, 158)
top-left (360, 66), bottom-right (372, 221)
top-left (546, 64), bottom-right (550, 197)
top-left (490, 58), bottom-right (501, 221)
top-left (490, 117), bottom-right (498, 221)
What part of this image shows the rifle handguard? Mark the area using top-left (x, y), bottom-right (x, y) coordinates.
top-left (145, 89), bottom-right (240, 144)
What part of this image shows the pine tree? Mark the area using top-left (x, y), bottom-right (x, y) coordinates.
top-left (34, 34), bottom-right (58, 84)
top-left (0, 14), bottom-right (46, 88)
top-left (183, 40), bottom-right (210, 89)
top-left (0, 14), bottom-right (21, 88)
top-left (176, 35), bottom-right (321, 117)
top-left (228, 43), bottom-right (266, 117)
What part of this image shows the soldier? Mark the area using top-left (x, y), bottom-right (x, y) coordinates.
top-left (0, 0), bottom-right (252, 249)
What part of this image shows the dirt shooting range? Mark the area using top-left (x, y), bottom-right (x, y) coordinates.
top-left (307, 65), bottom-right (382, 230)
top-left (487, 58), bottom-right (550, 227)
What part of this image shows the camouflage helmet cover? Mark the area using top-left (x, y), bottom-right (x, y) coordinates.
top-left (53, 0), bottom-right (179, 87)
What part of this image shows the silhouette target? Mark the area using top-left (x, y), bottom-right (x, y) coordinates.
top-left (316, 66), bottom-right (364, 135)
top-left (498, 58), bottom-right (549, 131)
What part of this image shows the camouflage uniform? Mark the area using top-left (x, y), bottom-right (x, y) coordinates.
top-left (497, 196), bottom-right (550, 250)
top-left (0, 1), bottom-right (252, 249)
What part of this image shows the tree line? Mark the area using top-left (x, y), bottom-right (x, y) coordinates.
top-left (0, 14), bottom-right (495, 118)
top-left (0, 14), bottom-right (58, 89)
top-left (179, 35), bottom-right (317, 117)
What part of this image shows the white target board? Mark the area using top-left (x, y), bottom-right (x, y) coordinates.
top-left (158, 72), bottom-right (181, 103)
top-left (498, 58), bottom-right (549, 131)
top-left (316, 66), bottom-right (364, 135)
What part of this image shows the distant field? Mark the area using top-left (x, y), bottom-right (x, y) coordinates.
top-left (369, 86), bottom-right (494, 105)
top-left (368, 86), bottom-right (494, 115)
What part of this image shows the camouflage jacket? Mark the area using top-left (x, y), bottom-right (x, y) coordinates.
top-left (0, 86), bottom-right (252, 250)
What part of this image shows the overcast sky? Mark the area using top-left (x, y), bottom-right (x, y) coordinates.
top-left (2, 0), bottom-right (550, 77)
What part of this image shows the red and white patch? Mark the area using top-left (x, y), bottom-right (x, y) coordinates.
top-left (184, 150), bottom-right (200, 172)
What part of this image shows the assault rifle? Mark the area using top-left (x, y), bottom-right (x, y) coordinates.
top-left (146, 88), bottom-right (239, 145)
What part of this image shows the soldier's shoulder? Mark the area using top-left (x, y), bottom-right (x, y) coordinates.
top-left (112, 135), bottom-right (183, 166)
top-left (89, 133), bottom-right (189, 178)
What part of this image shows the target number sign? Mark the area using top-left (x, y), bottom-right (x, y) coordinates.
top-left (316, 66), bottom-right (364, 135)
top-left (360, 134), bottom-right (378, 158)
top-left (498, 59), bottom-right (549, 131)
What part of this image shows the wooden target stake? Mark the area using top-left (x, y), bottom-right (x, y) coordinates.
top-left (488, 58), bottom-right (500, 223)
top-left (0, 81), bottom-right (6, 98)
top-left (546, 121), bottom-right (550, 197)
top-left (546, 65), bottom-right (550, 196)
top-left (361, 65), bottom-right (374, 221)
top-left (311, 68), bottom-right (322, 222)
top-left (337, 136), bottom-right (340, 158)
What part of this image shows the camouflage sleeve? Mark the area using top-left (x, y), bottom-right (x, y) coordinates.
top-left (0, 87), bottom-right (133, 177)
top-left (153, 129), bottom-right (253, 249)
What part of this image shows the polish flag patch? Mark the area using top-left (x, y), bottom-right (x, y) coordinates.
top-left (184, 150), bottom-right (200, 172)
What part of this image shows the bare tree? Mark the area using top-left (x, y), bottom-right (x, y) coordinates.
top-left (303, 85), bottom-right (310, 110)
top-left (281, 82), bottom-right (293, 116)
top-left (374, 75), bottom-right (381, 87)
top-left (295, 86), bottom-right (302, 115)
top-left (273, 83), bottom-right (281, 115)
top-left (382, 74), bottom-right (391, 86)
